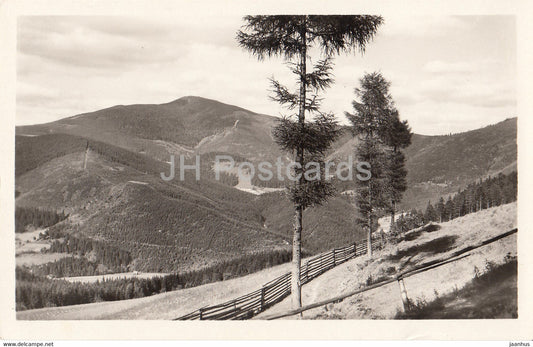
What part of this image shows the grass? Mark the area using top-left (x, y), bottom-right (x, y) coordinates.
top-left (254, 202), bottom-right (517, 320)
top-left (396, 257), bottom-right (517, 319)
top-left (16, 254), bottom-right (304, 320)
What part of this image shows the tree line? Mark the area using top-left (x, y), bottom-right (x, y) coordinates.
top-left (16, 248), bottom-right (295, 310)
top-left (15, 207), bottom-right (68, 233)
top-left (47, 233), bottom-right (132, 271)
top-left (31, 256), bottom-right (104, 278)
top-left (392, 171), bottom-right (517, 234)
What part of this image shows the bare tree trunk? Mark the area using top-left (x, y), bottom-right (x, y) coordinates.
top-left (291, 205), bottom-right (303, 310)
top-left (291, 18), bottom-right (307, 312)
top-left (367, 224), bottom-right (373, 258)
top-left (367, 185), bottom-right (373, 258)
top-left (389, 200), bottom-right (395, 233)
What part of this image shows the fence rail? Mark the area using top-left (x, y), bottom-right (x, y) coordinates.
top-left (175, 237), bottom-right (381, 320)
top-left (176, 226), bottom-right (516, 321)
top-left (261, 228), bottom-right (518, 320)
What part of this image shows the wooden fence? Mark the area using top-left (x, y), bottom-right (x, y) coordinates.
top-left (261, 228), bottom-right (518, 320)
top-left (175, 238), bottom-right (383, 320)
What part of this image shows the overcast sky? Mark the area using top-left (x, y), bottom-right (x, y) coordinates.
top-left (17, 15), bottom-right (516, 135)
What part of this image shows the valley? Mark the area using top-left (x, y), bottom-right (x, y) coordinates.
top-left (17, 202), bottom-right (517, 320)
top-left (14, 96), bottom-right (517, 315)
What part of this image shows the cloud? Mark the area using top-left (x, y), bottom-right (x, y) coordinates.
top-left (18, 23), bottom-right (181, 69)
top-left (17, 16), bottom-right (242, 70)
top-left (17, 82), bottom-right (59, 107)
top-left (16, 15), bottom-right (516, 136)
top-left (423, 60), bottom-right (476, 74)
top-left (417, 74), bottom-right (515, 108)
top-left (380, 16), bottom-right (467, 38)
top-left (401, 100), bottom-right (515, 135)
top-left (423, 58), bottom-right (500, 74)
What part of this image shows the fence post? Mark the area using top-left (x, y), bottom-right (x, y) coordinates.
top-left (333, 249), bottom-right (336, 266)
top-left (353, 242), bottom-right (356, 258)
top-left (199, 308), bottom-right (204, 320)
top-left (305, 261), bottom-right (309, 283)
top-left (260, 285), bottom-right (266, 311)
top-left (397, 277), bottom-right (410, 312)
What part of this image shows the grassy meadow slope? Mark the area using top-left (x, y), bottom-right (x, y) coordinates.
top-left (256, 202), bottom-right (517, 319)
top-left (16, 254), bottom-right (300, 320)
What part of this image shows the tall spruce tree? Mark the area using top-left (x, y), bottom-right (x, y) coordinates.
top-left (354, 137), bottom-right (387, 256)
top-left (346, 72), bottom-right (393, 257)
top-left (382, 111), bottom-right (411, 231)
top-left (237, 15), bottom-right (383, 309)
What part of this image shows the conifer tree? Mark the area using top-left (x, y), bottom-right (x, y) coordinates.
top-left (237, 15), bottom-right (383, 309)
top-left (445, 196), bottom-right (454, 220)
top-left (424, 201), bottom-right (438, 223)
top-left (346, 72), bottom-right (392, 257)
top-left (436, 197), bottom-right (445, 222)
top-left (382, 111), bottom-right (411, 231)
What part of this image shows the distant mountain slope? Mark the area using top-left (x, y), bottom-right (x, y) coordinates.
top-left (18, 96), bottom-right (516, 187)
top-left (404, 118), bottom-right (516, 184)
top-left (328, 118), bottom-right (516, 185)
top-left (17, 96), bottom-right (285, 163)
top-left (15, 96), bottom-right (517, 271)
top-left (327, 118), bottom-right (516, 210)
top-left (15, 133), bottom-right (363, 271)
top-left (255, 192), bottom-right (365, 253)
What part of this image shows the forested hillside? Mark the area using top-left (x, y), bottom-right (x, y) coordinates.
top-left (393, 171), bottom-right (517, 233)
top-left (404, 118), bottom-right (516, 184)
top-left (16, 249), bottom-right (297, 310)
top-left (15, 207), bottom-right (68, 233)
top-left (15, 97), bottom-right (517, 311)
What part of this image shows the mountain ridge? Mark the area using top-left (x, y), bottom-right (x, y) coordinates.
top-left (15, 96), bottom-right (517, 272)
